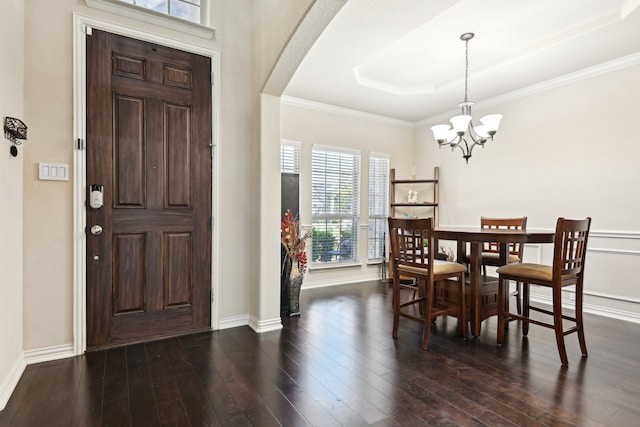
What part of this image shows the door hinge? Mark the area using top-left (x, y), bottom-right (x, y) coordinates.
top-left (84, 25), bottom-right (93, 36)
top-left (77, 138), bottom-right (86, 150)
top-left (210, 291), bottom-right (214, 302)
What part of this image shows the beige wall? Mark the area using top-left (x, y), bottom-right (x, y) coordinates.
top-left (0, 0), bottom-right (25, 410)
top-left (18, 0), bottom-right (310, 353)
top-left (23, 0), bottom-right (76, 350)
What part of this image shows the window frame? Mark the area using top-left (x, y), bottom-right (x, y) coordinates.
top-left (367, 152), bottom-right (389, 262)
top-left (310, 145), bottom-right (361, 266)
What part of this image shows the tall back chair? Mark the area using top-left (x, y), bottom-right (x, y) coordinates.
top-left (496, 217), bottom-right (591, 365)
top-left (388, 217), bottom-right (467, 350)
top-left (480, 216), bottom-right (527, 271)
top-left (481, 216), bottom-right (527, 313)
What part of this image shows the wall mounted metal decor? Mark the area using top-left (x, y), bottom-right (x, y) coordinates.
top-left (4, 116), bottom-right (28, 157)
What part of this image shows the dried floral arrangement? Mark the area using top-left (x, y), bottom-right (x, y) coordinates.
top-left (281, 210), bottom-right (311, 277)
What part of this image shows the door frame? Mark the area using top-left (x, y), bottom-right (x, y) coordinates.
top-left (72, 13), bottom-right (220, 355)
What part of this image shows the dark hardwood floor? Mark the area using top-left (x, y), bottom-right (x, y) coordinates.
top-left (1, 280), bottom-right (639, 426)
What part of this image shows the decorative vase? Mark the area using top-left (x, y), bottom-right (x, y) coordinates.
top-left (288, 261), bottom-right (303, 317)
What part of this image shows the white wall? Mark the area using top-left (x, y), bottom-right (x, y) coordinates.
top-left (415, 62), bottom-right (640, 320)
top-left (281, 100), bottom-right (416, 287)
top-left (0, 0), bottom-right (25, 410)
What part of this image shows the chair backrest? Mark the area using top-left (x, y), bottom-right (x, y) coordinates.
top-left (388, 217), bottom-right (435, 269)
top-left (340, 238), bottom-right (352, 258)
top-left (552, 217), bottom-right (591, 280)
top-left (481, 216), bottom-right (528, 257)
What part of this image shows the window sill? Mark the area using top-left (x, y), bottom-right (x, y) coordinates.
top-left (85, 0), bottom-right (215, 39)
top-left (310, 262), bottom-right (362, 271)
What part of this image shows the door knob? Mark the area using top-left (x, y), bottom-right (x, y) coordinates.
top-left (90, 225), bottom-right (103, 235)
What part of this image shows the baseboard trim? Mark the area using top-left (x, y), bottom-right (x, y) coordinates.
top-left (531, 295), bottom-right (640, 324)
top-left (218, 315), bottom-right (250, 330)
top-left (23, 344), bottom-right (75, 365)
top-left (0, 354), bottom-right (26, 411)
top-left (303, 272), bottom-right (380, 289)
top-left (248, 315), bottom-right (283, 333)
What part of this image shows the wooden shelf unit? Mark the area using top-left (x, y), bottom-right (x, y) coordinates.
top-left (389, 167), bottom-right (439, 225)
top-left (387, 167), bottom-right (440, 281)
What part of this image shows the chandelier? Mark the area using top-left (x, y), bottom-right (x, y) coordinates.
top-left (431, 33), bottom-right (503, 163)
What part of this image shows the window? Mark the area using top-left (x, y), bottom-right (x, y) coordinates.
top-left (116, 0), bottom-right (204, 24)
top-left (368, 153), bottom-right (389, 261)
top-left (86, 0), bottom-right (214, 38)
top-left (311, 146), bottom-right (360, 265)
top-left (280, 140), bottom-right (301, 174)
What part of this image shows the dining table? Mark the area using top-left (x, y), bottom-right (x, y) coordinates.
top-left (434, 227), bottom-right (555, 337)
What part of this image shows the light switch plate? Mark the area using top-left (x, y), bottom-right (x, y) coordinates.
top-left (39, 162), bottom-right (70, 181)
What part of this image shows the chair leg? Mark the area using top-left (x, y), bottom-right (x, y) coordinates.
top-left (422, 279), bottom-right (434, 350)
top-left (576, 279), bottom-right (588, 358)
top-left (457, 273), bottom-right (466, 339)
top-left (392, 275), bottom-right (400, 339)
top-left (496, 275), bottom-right (506, 347)
top-left (522, 283), bottom-right (530, 336)
top-left (553, 286), bottom-right (569, 366)
top-left (503, 279), bottom-right (511, 317)
top-left (515, 281), bottom-right (522, 315)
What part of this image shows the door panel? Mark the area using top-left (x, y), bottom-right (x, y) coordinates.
top-left (113, 233), bottom-right (146, 315)
top-left (113, 94), bottom-right (145, 207)
top-left (86, 29), bottom-right (212, 349)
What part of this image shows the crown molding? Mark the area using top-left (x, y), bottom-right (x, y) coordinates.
top-left (417, 52), bottom-right (640, 128)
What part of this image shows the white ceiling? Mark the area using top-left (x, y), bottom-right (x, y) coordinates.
top-left (283, 0), bottom-right (640, 123)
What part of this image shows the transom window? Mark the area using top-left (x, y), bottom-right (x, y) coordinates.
top-left (116, 0), bottom-right (204, 24)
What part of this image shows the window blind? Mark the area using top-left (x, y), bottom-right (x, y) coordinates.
top-left (280, 141), bottom-right (301, 174)
top-left (368, 153), bottom-right (389, 260)
top-left (311, 146), bottom-right (360, 264)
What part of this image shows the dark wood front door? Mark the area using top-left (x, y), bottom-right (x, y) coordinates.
top-left (86, 29), bottom-right (212, 350)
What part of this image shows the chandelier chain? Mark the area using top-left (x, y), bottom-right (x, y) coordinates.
top-left (464, 38), bottom-right (469, 103)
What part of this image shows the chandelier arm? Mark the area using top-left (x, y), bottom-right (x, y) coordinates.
top-left (466, 140), bottom-right (481, 159)
top-left (467, 126), bottom-right (487, 146)
top-left (456, 137), bottom-right (470, 155)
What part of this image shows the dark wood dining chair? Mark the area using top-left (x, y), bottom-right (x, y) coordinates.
top-left (496, 217), bottom-right (591, 366)
top-left (480, 216), bottom-right (527, 314)
top-left (388, 217), bottom-right (467, 350)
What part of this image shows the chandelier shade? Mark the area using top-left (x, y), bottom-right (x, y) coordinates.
top-left (431, 33), bottom-right (503, 163)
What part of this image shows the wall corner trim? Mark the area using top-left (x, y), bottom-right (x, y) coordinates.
top-left (0, 354), bottom-right (26, 411)
top-left (249, 316), bottom-right (283, 333)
